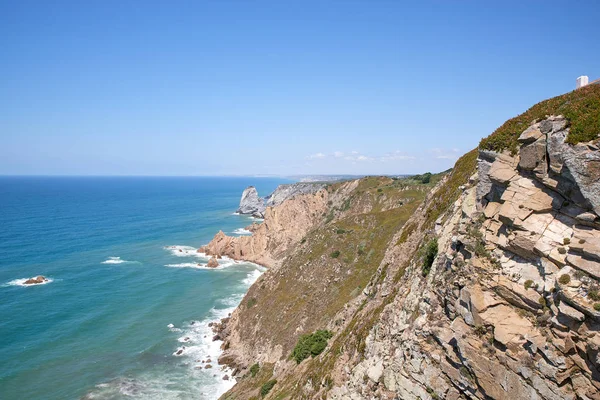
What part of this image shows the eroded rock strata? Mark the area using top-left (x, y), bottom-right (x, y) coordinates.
top-left (206, 87), bottom-right (600, 400)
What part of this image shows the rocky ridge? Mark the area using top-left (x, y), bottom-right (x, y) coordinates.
top-left (236, 182), bottom-right (326, 218)
top-left (207, 87), bottom-right (600, 399)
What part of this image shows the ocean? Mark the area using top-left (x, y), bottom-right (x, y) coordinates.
top-left (0, 176), bottom-right (288, 400)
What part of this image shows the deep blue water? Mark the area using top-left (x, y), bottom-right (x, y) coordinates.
top-left (0, 176), bottom-right (288, 400)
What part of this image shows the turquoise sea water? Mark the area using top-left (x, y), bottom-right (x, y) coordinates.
top-left (0, 177), bottom-right (288, 400)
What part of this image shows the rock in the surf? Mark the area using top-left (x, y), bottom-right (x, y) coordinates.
top-left (207, 257), bottom-right (219, 268)
top-left (23, 276), bottom-right (48, 285)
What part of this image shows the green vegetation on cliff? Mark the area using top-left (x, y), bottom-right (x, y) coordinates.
top-left (480, 84), bottom-right (600, 153)
top-left (421, 238), bottom-right (438, 277)
top-left (423, 148), bottom-right (478, 228)
top-left (291, 330), bottom-right (333, 364)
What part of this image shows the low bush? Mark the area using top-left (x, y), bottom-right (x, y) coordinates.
top-left (558, 274), bottom-right (571, 285)
top-left (588, 289), bottom-right (600, 301)
top-left (291, 330), bottom-right (333, 364)
top-left (330, 250), bottom-right (340, 258)
top-left (594, 303), bottom-right (600, 312)
top-left (421, 238), bottom-right (438, 277)
top-left (260, 380), bottom-right (277, 397)
top-left (250, 363), bottom-right (259, 377)
top-left (524, 280), bottom-right (534, 290)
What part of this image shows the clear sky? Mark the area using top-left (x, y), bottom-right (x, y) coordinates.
top-left (1, 1), bottom-right (599, 176)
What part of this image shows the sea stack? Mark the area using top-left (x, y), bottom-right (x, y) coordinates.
top-left (236, 186), bottom-right (266, 218)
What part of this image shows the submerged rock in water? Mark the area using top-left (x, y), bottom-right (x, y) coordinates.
top-left (23, 276), bottom-right (48, 285)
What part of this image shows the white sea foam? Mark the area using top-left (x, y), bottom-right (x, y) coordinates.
top-left (85, 267), bottom-right (265, 399)
top-left (4, 277), bottom-right (54, 287)
top-left (232, 228), bottom-right (252, 235)
top-left (165, 262), bottom-right (214, 270)
top-left (101, 256), bottom-right (137, 265)
top-left (164, 245), bottom-right (203, 258)
top-left (242, 268), bottom-right (264, 286)
top-left (164, 245), bottom-right (250, 270)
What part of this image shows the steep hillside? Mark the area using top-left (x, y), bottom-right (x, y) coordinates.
top-left (205, 85), bottom-right (600, 400)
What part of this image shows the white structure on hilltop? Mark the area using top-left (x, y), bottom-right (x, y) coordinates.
top-left (576, 75), bottom-right (589, 89)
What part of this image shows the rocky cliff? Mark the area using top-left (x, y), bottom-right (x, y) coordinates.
top-left (237, 186), bottom-right (266, 218)
top-left (236, 183), bottom-right (326, 219)
top-left (207, 84), bottom-right (600, 399)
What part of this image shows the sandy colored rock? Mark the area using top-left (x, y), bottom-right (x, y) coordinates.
top-left (566, 254), bottom-right (600, 279)
top-left (206, 257), bottom-right (220, 268)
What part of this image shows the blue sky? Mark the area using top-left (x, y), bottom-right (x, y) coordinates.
top-left (1, 1), bottom-right (599, 176)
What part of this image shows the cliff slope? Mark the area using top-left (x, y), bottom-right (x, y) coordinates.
top-left (209, 84), bottom-right (600, 400)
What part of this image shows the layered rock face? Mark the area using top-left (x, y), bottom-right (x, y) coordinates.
top-left (330, 118), bottom-right (600, 400)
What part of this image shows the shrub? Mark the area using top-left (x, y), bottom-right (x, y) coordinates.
top-left (341, 198), bottom-right (351, 211)
top-left (558, 247), bottom-right (567, 254)
top-left (474, 325), bottom-right (486, 336)
top-left (250, 363), bottom-right (259, 377)
top-left (330, 250), bottom-right (340, 259)
top-left (247, 298), bottom-right (257, 308)
top-left (558, 274), bottom-right (571, 285)
top-left (421, 172), bottom-right (432, 184)
top-left (300, 238), bottom-right (306, 244)
top-left (260, 380), bottom-right (277, 397)
top-left (594, 303), bottom-right (600, 312)
top-left (336, 228), bottom-right (346, 234)
top-left (377, 188), bottom-right (383, 193)
top-left (459, 366), bottom-right (474, 381)
top-left (421, 238), bottom-right (438, 277)
top-left (291, 330), bottom-right (333, 364)
top-left (588, 289), bottom-right (600, 301)
top-left (563, 238), bottom-right (571, 245)
top-left (524, 280), bottom-right (534, 290)
top-left (538, 296), bottom-right (547, 307)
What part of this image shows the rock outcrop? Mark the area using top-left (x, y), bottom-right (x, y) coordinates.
top-left (236, 183), bottom-right (326, 219)
top-left (236, 186), bottom-right (266, 218)
top-left (265, 182), bottom-right (325, 208)
top-left (204, 186), bottom-right (330, 267)
top-left (206, 257), bottom-right (219, 268)
top-left (24, 276), bottom-right (48, 285)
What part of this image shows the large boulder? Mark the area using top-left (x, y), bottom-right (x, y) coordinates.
top-left (206, 257), bottom-right (220, 268)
